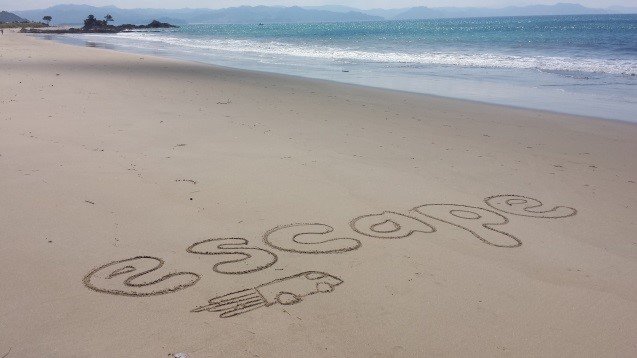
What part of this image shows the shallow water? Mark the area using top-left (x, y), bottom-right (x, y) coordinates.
top-left (44, 15), bottom-right (637, 122)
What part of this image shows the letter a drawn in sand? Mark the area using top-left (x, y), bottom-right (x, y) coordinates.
top-left (192, 271), bottom-right (343, 318)
top-left (83, 256), bottom-right (200, 297)
top-left (349, 211), bottom-right (435, 239)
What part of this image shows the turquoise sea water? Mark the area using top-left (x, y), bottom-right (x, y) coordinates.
top-left (47, 15), bottom-right (636, 121)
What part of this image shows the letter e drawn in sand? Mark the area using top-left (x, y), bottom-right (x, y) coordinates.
top-left (187, 238), bottom-right (278, 274)
top-left (192, 271), bottom-right (343, 318)
top-left (263, 223), bottom-right (361, 254)
top-left (83, 256), bottom-right (200, 297)
top-left (484, 194), bottom-right (577, 219)
top-left (349, 211), bottom-right (435, 239)
top-left (411, 204), bottom-right (522, 248)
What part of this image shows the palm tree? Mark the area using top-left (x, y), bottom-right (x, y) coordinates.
top-left (104, 14), bottom-right (114, 24)
top-left (42, 16), bottom-right (52, 25)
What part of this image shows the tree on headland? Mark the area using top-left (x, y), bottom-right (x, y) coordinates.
top-left (42, 16), bottom-right (52, 25)
top-left (83, 14), bottom-right (108, 30)
top-left (104, 14), bottom-right (114, 24)
top-left (84, 14), bottom-right (97, 28)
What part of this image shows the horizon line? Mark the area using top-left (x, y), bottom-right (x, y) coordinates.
top-left (9, 2), bottom-right (636, 12)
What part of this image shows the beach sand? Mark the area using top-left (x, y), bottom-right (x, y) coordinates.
top-left (1, 32), bottom-right (636, 357)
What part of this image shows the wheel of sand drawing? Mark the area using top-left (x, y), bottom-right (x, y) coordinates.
top-left (276, 292), bottom-right (301, 305)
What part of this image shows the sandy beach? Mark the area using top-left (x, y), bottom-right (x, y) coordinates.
top-left (1, 31), bottom-right (636, 357)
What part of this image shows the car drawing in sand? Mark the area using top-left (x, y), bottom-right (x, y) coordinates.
top-left (192, 271), bottom-right (343, 318)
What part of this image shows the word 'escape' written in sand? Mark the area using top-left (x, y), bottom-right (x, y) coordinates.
top-left (83, 194), bottom-right (577, 318)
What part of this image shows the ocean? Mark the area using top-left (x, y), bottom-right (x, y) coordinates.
top-left (44, 14), bottom-right (636, 122)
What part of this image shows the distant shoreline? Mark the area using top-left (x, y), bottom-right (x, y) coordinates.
top-left (20, 19), bottom-right (178, 34)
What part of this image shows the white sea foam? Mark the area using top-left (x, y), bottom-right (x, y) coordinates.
top-left (103, 32), bottom-right (637, 76)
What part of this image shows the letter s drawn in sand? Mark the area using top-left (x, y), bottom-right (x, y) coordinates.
top-left (192, 271), bottom-right (343, 318)
top-left (83, 256), bottom-right (200, 297)
top-left (349, 211), bottom-right (435, 239)
top-left (411, 204), bottom-right (522, 248)
top-left (263, 223), bottom-right (361, 254)
top-left (187, 238), bottom-right (277, 274)
top-left (484, 194), bottom-right (577, 219)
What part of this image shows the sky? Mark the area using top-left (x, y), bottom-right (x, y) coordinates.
top-left (5, 0), bottom-right (637, 11)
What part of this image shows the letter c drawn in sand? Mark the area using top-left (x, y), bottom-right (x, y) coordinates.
top-left (83, 256), bottom-right (200, 297)
top-left (263, 223), bottom-right (361, 254)
top-left (484, 194), bottom-right (577, 219)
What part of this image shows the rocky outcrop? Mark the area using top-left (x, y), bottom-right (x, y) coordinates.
top-left (21, 19), bottom-right (178, 34)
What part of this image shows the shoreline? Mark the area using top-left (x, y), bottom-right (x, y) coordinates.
top-left (39, 31), bottom-right (637, 124)
top-left (1, 31), bottom-right (636, 357)
top-left (43, 35), bottom-right (617, 124)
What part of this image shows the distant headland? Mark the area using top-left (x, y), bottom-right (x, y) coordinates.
top-left (20, 14), bottom-right (177, 34)
top-left (8, 3), bottom-right (637, 26)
